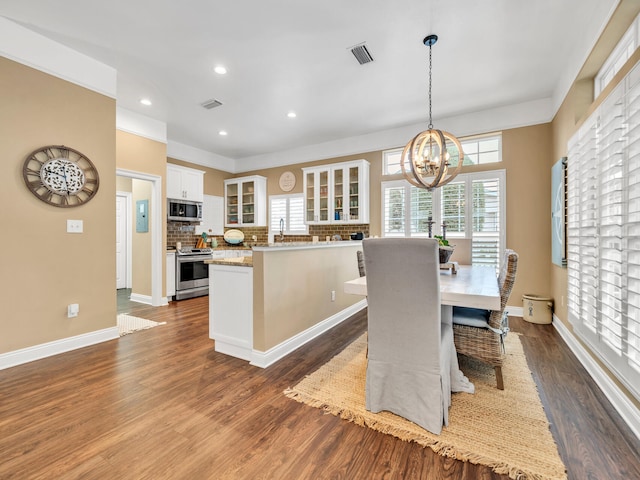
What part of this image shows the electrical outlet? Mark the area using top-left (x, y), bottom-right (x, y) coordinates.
top-left (67, 219), bottom-right (83, 233)
top-left (67, 303), bottom-right (79, 318)
top-left (331, 290), bottom-right (336, 302)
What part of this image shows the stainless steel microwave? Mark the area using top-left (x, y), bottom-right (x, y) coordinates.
top-left (167, 199), bottom-right (202, 222)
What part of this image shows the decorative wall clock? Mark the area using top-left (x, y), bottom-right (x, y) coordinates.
top-left (279, 171), bottom-right (296, 192)
top-left (22, 145), bottom-right (100, 207)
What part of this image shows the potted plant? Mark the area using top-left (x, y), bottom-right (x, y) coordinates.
top-left (434, 235), bottom-right (454, 263)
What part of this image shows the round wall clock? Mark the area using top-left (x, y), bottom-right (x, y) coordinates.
top-left (279, 171), bottom-right (296, 192)
top-left (22, 145), bottom-right (100, 207)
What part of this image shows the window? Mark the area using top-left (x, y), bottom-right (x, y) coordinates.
top-left (568, 61), bottom-right (640, 401)
top-left (460, 134), bottom-right (502, 165)
top-left (269, 194), bottom-right (307, 240)
top-left (594, 12), bottom-right (639, 98)
top-left (381, 170), bottom-right (505, 269)
top-left (382, 133), bottom-right (502, 175)
top-left (382, 148), bottom-right (403, 175)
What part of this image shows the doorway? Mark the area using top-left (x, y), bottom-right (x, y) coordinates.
top-left (116, 169), bottom-right (164, 306)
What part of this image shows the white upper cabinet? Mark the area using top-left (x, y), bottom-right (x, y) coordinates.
top-left (224, 175), bottom-right (267, 227)
top-left (302, 159), bottom-right (369, 224)
top-left (167, 164), bottom-right (204, 202)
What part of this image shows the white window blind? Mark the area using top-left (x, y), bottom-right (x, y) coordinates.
top-left (567, 60), bottom-right (640, 401)
top-left (269, 194), bottom-right (307, 237)
top-left (381, 170), bottom-right (505, 269)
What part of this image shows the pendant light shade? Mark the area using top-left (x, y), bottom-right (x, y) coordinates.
top-left (401, 34), bottom-right (464, 191)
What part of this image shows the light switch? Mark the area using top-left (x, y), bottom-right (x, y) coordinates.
top-left (67, 219), bottom-right (83, 233)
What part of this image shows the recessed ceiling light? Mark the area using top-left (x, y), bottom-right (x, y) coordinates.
top-left (214, 66), bottom-right (227, 75)
top-left (287, 111), bottom-right (297, 118)
top-left (140, 98), bottom-right (152, 106)
top-left (219, 130), bottom-right (228, 136)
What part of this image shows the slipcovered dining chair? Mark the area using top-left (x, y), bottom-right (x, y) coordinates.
top-left (362, 237), bottom-right (453, 435)
top-left (452, 249), bottom-right (519, 390)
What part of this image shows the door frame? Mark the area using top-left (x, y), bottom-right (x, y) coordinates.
top-left (116, 168), bottom-right (164, 306)
top-left (116, 191), bottom-right (133, 289)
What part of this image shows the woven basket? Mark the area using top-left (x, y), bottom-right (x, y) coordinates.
top-left (439, 246), bottom-right (454, 263)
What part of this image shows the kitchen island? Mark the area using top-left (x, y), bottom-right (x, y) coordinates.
top-left (206, 241), bottom-right (365, 367)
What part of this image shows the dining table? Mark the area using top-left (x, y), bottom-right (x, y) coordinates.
top-left (344, 265), bottom-right (501, 394)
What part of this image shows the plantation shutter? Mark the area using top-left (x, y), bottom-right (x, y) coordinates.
top-left (567, 60), bottom-right (640, 401)
top-left (383, 184), bottom-right (406, 236)
top-left (410, 187), bottom-right (433, 236)
top-left (471, 177), bottom-right (501, 268)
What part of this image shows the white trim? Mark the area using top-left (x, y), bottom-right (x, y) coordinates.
top-left (129, 293), bottom-right (153, 305)
top-left (0, 16), bottom-right (116, 98)
top-left (116, 107), bottom-right (167, 144)
top-left (213, 333), bottom-right (252, 362)
top-left (116, 191), bottom-right (133, 289)
top-left (553, 314), bottom-right (640, 442)
top-left (250, 299), bottom-right (368, 368)
top-left (505, 305), bottom-right (523, 317)
top-left (0, 327), bottom-right (119, 371)
top-left (235, 99), bottom-right (552, 172)
top-left (166, 140), bottom-right (235, 172)
top-left (116, 169), bottom-right (164, 306)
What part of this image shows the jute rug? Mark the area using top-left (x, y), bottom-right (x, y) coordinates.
top-left (284, 333), bottom-right (566, 480)
top-left (117, 314), bottom-right (166, 336)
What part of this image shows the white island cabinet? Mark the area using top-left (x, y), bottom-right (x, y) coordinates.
top-left (206, 241), bottom-right (365, 367)
top-left (208, 262), bottom-right (253, 361)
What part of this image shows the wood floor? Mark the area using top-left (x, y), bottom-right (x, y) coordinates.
top-left (1, 294), bottom-right (639, 479)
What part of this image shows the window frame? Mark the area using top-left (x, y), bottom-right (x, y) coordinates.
top-left (382, 133), bottom-right (503, 175)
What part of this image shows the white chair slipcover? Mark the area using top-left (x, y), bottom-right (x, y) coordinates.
top-left (362, 237), bottom-right (452, 435)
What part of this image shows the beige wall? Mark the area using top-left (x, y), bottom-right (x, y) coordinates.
top-left (241, 124), bottom-right (553, 306)
top-left (131, 179), bottom-right (153, 296)
top-left (0, 57), bottom-right (116, 353)
top-left (252, 244), bottom-right (362, 351)
top-left (116, 131), bottom-right (168, 296)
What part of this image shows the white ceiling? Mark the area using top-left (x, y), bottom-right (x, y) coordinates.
top-left (0, 0), bottom-right (619, 168)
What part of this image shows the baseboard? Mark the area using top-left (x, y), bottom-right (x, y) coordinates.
top-left (251, 299), bottom-right (368, 368)
top-left (129, 293), bottom-right (152, 305)
top-left (505, 305), bottom-right (523, 317)
top-left (553, 313), bottom-right (640, 441)
top-left (214, 333), bottom-right (252, 362)
top-left (0, 327), bottom-right (119, 370)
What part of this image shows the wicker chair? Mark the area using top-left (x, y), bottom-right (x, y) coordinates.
top-left (452, 249), bottom-right (519, 390)
top-left (356, 250), bottom-right (366, 277)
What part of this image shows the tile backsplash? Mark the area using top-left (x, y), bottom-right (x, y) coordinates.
top-left (167, 222), bottom-right (369, 248)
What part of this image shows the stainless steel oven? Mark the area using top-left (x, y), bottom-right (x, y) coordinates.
top-left (175, 247), bottom-right (212, 300)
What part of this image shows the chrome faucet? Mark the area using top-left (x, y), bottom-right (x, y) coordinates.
top-left (279, 217), bottom-right (285, 242)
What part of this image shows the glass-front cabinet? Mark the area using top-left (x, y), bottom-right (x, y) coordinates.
top-left (224, 175), bottom-right (267, 227)
top-left (304, 167), bottom-right (331, 223)
top-left (302, 159), bottom-right (369, 225)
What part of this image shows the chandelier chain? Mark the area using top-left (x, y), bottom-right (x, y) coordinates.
top-left (428, 42), bottom-right (433, 129)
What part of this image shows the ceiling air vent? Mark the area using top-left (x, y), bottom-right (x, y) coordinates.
top-left (201, 98), bottom-right (223, 110)
top-left (350, 43), bottom-right (374, 65)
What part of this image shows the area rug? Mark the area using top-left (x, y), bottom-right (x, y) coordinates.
top-left (284, 333), bottom-right (566, 480)
top-left (117, 314), bottom-right (166, 336)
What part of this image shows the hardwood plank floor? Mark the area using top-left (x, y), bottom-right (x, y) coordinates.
top-left (1, 293), bottom-right (639, 479)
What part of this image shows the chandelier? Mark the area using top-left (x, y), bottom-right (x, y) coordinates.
top-left (401, 34), bottom-right (464, 191)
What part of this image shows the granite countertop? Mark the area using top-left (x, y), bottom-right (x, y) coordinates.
top-left (205, 256), bottom-right (253, 267)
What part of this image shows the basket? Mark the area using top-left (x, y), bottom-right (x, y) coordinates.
top-left (439, 246), bottom-right (454, 263)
